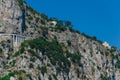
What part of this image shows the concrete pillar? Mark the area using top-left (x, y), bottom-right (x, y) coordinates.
top-left (11, 35), bottom-right (14, 48)
top-left (12, 35), bottom-right (14, 43)
top-left (19, 37), bottom-right (21, 43)
top-left (16, 35), bottom-right (17, 44)
top-left (20, 37), bottom-right (22, 43)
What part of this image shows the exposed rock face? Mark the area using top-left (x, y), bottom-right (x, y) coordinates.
top-left (0, 0), bottom-right (120, 80)
top-left (0, 0), bottom-right (22, 33)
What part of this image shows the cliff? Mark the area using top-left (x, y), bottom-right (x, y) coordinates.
top-left (0, 0), bottom-right (119, 80)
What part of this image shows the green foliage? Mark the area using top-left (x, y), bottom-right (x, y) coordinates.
top-left (105, 51), bottom-right (109, 56)
top-left (19, 76), bottom-right (23, 80)
top-left (41, 13), bottom-right (48, 20)
top-left (100, 74), bottom-right (109, 80)
top-left (41, 66), bottom-right (47, 75)
top-left (52, 74), bottom-right (58, 80)
top-left (7, 39), bottom-right (11, 43)
top-left (28, 16), bottom-right (33, 21)
top-left (20, 37), bottom-right (83, 74)
top-left (106, 59), bottom-right (109, 65)
top-left (14, 51), bottom-right (20, 57)
top-left (0, 70), bottom-right (26, 80)
top-left (38, 76), bottom-right (41, 80)
top-left (27, 6), bottom-right (39, 15)
top-left (20, 47), bottom-right (25, 53)
top-left (67, 40), bottom-right (71, 46)
top-left (10, 60), bottom-right (16, 67)
top-left (29, 63), bottom-right (34, 68)
top-left (91, 36), bottom-right (97, 40)
top-left (48, 75), bottom-right (52, 80)
top-left (0, 48), bottom-right (3, 56)
top-left (26, 74), bottom-right (32, 80)
top-left (65, 21), bottom-right (72, 27)
top-left (13, 46), bottom-right (25, 57)
top-left (66, 52), bottom-right (82, 67)
top-left (81, 33), bottom-right (102, 44)
top-left (55, 26), bottom-right (67, 32)
top-left (115, 60), bottom-right (120, 68)
top-left (21, 37), bottom-right (71, 73)
top-left (82, 33), bottom-right (96, 40)
top-left (110, 46), bottom-right (116, 53)
top-left (28, 49), bottom-right (41, 60)
top-left (0, 75), bottom-right (10, 80)
top-left (30, 57), bottom-right (36, 62)
top-left (17, 0), bottom-right (24, 8)
top-left (76, 68), bottom-right (80, 78)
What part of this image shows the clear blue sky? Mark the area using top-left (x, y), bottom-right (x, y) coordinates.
top-left (25, 0), bottom-right (120, 49)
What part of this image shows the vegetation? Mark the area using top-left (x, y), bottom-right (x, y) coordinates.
top-left (100, 74), bottom-right (110, 80)
top-left (52, 74), bottom-right (58, 80)
top-left (27, 5), bottom-right (39, 15)
top-left (81, 33), bottom-right (102, 44)
top-left (0, 0), bottom-right (119, 79)
top-left (17, 0), bottom-right (24, 8)
top-left (41, 66), bottom-right (47, 75)
top-left (10, 59), bottom-right (16, 67)
top-left (20, 37), bottom-right (72, 74)
top-left (0, 48), bottom-right (3, 56)
top-left (66, 52), bottom-right (82, 67)
top-left (0, 70), bottom-right (26, 80)
top-left (115, 60), bottom-right (120, 68)
top-left (30, 57), bottom-right (36, 62)
top-left (67, 40), bottom-right (71, 46)
top-left (110, 46), bottom-right (116, 53)
top-left (55, 26), bottom-right (67, 32)
top-left (0, 74), bottom-right (10, 80)
top-left (29, 63), bottom-right (34, 68)
top-left (48, 75), bottom-right (52, 80)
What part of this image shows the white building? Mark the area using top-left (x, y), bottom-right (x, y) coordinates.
top-left (48, 21), bottom-right (57, 27)
top-left (102, 42), bottom-right (111, 49)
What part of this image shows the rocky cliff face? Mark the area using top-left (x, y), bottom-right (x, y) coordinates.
top-left (0, 0), bottom-right (22, 33)
top-left (0, 0), bottom-right (120, 80)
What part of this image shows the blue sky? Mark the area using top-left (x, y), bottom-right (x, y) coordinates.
top-left (25, 0), bottom-right (120, 49)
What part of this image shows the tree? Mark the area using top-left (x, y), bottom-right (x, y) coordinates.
top-left (65, 20), bottom-right (72, 27)
top-left (41, 13), bottom-right (48, 20)
top-left (49, 17), bottom-right (58, 21)
top-left (0, 48), bottom-right (2, 55)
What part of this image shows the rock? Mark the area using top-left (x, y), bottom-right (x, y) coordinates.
top-left (10, 76), bottom-right (15, 80)
top-left (0, 0), bottom-right (119, 80)
top-left (0, 0), bottom-right (22, 33)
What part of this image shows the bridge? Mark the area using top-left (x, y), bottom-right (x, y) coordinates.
top-left (0, 33), bottom-right (26, 48)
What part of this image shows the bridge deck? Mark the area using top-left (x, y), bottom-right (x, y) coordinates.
top-left (0, 33), bottom-right (26, 48)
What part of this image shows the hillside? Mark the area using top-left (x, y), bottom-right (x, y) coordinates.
top-left (0, 0), bottom-right (120, 80)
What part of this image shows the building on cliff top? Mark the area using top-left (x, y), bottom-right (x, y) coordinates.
top-left (102, 42), bottom-right (111, 49)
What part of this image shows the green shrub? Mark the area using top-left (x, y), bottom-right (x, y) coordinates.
top-left (0, 48), bottom-right (3, 56)
top-left (19, 76), bottom-right (23, 80)
top-left (10, 60), bottom-right (16, 67)
top-left (100, 74), bottom-right (109, 80)
top-left (115, 60), bottom-right (120, 68)
top-left (17, 0), bottom-right (24, 8)
top-left (48, 75), bottom-right (52, 80)
top-left (30, 57), bottom-right (36, 62)
top-left (20, 47), bottom-right (25, 53)
top-left (14, 51), bottom-right (20, 57)
top-left (29, 63), bottom-right (34, 68)
top-left (20, 37), bottom-right (83, 74)
top-left (1, 75), bottom-right (10, 80)
top-left (52, 74), bottom-right (58, 80)
top-left (67, 40), bottom-right (71, 46)
top-left (41, 66), bottom-right (47, 75)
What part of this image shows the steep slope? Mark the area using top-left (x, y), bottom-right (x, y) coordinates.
top-left (0, 0), bottom-right (23, 33)
top-left (0, 0), bottom-right (120, 80)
